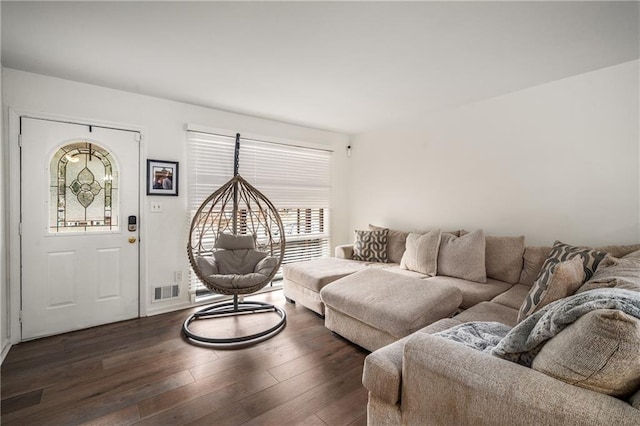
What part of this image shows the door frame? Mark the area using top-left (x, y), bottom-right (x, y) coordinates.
top-left (8, 109), bottom-right (148, 343)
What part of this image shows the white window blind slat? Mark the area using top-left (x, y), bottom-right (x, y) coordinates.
top-left (187, 131), bottom-right (332, 298)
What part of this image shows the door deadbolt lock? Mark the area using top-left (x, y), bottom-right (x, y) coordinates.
top-left (128, 215), bottom-right (137, 232)
top-left (128, 237), bottom-right (137, 244)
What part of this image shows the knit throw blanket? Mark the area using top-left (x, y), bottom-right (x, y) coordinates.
top-left (434, 288), bottom-right (640, 367)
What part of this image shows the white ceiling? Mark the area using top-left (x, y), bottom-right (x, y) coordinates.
top-left (2, 1), bottom-right (639, 134)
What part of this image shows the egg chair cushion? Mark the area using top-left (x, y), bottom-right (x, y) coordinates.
top-left (195, 255), bottom-right (219, 276)
top-left (215, 233), bottom-right (256, 250)
top-left (208, 273), bottom-right (272, 290)
top-left (255, 256), bottom-right (279, 276)
top-left (213, 249), bottom-right (268, 275)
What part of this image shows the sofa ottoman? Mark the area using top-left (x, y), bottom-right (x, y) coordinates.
top-left (320, 269), bottom-right (463, 352)
top-left (282, 258), bottom-right (373, 315)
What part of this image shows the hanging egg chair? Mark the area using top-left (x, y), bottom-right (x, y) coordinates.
top-left (183, 133), bottom-right (286, 348)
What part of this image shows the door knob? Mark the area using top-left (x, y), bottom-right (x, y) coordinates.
top-left (128, 237), bottom-right (137, 244)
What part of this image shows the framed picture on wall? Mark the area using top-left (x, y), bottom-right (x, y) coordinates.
top-left (146, 159), bottom-right (179, 196)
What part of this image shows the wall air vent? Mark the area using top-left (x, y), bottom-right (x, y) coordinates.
top-left (154, 284), bottom-right (179, 301)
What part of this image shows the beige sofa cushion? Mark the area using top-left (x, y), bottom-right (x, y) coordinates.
top-left (438, 229), bottom-right (487, 283)
top-left (282, 258), bottom-right (367, 292)
top-left (577, 251), bottom-right (640, 294)
top-left (518, 258), bottom-right (585, 322)
top-left (519, 246), bottom-right (552, 285)
top-left (400, 230), bottom-right (441, 276)
top-left (369, 224), bottom-right (408, 264)
top-left (624, 249), bottom-right (640, 260)
top-left (427, 276), bottom-right (512, 310)
top-left (485, 235), bottom-right (525, 284)
top-left (631, 389), bottom-right (640, 409)
top-left (532, 309), bottom-right (640, 397)
top-left (320, 269), bottom-right (461, 339)
top-left (353, 229), bottom-right (389, 262)
top-left (454, 301), bottom-right (519, 327)
top-left (491, 284), bottom-right (531, 310)
top-left (595, 244), bottom-right (640, 259)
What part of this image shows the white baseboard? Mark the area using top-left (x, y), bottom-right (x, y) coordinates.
top-left (1, 341), bottom-right (12, 364)
top-left (144, 301), bottom-right (193, 317)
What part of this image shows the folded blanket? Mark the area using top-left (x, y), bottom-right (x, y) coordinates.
top-left (433, 321), bottom-right (510, 353)
top-left (492, 288), bottom-right (640, 366)
top-left (434, 288), bottom-right (640, 367)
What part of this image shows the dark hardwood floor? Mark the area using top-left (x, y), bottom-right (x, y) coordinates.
top-left (1, 291), bottom-right (369, 425)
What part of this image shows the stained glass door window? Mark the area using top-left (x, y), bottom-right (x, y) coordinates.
top-left (49, 142), bottom-right (119, 233)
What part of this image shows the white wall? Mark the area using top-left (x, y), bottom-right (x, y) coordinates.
top-left (2, 69), bottom-right (350, 332)
top-left (348, 60), bottom-right (640, 247)
top-left (0, 5), bottom-right (8, 361)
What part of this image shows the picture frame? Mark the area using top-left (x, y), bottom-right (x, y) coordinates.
top-left (146, 159), bottom-right (179, 196)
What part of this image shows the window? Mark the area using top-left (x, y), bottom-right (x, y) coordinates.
top-left (187, 130), bottom-right (332, 299)
top-left (49, 142), bottom-right (118, 233)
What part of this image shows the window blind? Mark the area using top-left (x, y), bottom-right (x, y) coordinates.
top-left (187, 131), bottom-right (332, 298)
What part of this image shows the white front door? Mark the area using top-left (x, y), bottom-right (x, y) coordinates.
top-left (20, 117), bottom-right (140, 340)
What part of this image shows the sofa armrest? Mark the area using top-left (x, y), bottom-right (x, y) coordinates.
top-left (402, 333), bottom-right (640, 426)
top-left (334, 244), bottom-right (354, 259)
top-left (363, 336), bottom-right (410, 405)
top-left (363, 318), bottom-right (464, 406)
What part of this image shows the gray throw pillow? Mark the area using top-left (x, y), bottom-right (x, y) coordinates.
top-left (352, 229), bottom-right (389, 263)
top-left (400, 230), bottom-right (441, 276)
top-left (535, 240), bottom-right (607, 284)
top-left (437, 229), bottom-right (487, 283)
top-left (369, 224), bottom-right (408, 264)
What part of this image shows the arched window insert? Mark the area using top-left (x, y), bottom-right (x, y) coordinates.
top-left (49, 142), bottom-right (119, 233)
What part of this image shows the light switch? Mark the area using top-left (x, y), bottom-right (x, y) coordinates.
top-left (150, 201), bottom-right (162, 213)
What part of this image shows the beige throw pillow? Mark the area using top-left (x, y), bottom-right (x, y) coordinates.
top-left (400, 230), bottom-right (441, 276)
top-left (517, 258), bottom-right (585, 322)
top-left (577, 253), bottom-right (640, 294)
top-left (369, 224), bottom-right (408, 264)
top-left (437, 229), bottom-right (487, 283)
top-left (532, 309), bottom-right (640, 397)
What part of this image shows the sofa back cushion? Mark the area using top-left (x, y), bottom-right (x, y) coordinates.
top-left (519, 246), bottom-right (552, 286)
top-left (532, 309), bottom-right (640, 398)
top-left (485, 235), bottom-right (525, 284)
top-left (438, 229), bottom-right (486, 283)
top-left (369, 224), bottom-right (408, 264)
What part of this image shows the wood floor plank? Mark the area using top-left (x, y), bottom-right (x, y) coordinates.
top-left (348, 413), bottom-right (368, 426)
top-left (133, 371), bottom-right (278, 425)
top-left (1, 343), bottom-right (219, 424)
top-left (315, 385), bottom-right (369, 426)
top-left (240, 364), bottom-right (365, 426)
top-left (1, 290), bottom-right (372, 425)
top-left (0, 388), bottom-right (43, 415)
top-left (81, 404), bottom-right (141, 426)
top-left (190, 346), bottom-right (366, 426)
top-left (4, 370), bottom-right (194, 426)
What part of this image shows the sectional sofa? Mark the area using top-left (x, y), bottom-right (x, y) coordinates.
top-left (281, 225), bottom-right (640, 425)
